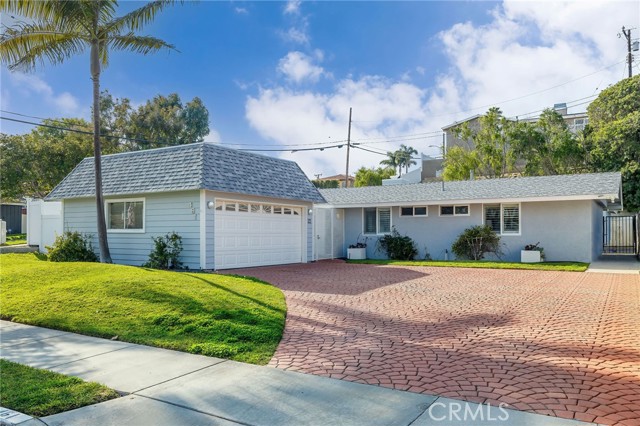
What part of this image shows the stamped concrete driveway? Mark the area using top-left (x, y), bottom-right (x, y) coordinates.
top-left (227, 261), bottom-right (640, 426)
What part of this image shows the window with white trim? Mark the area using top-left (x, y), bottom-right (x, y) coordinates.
top-left (364, 207), bottom-right (391, 234)
top-left (400, 206), bottom-right (428, 217)
top-left (439, 205), bottom-right (470, 216)
top-left (107, 199), bottom-right (144, 231)
top-left (484, 203), bottom-right (520, 235)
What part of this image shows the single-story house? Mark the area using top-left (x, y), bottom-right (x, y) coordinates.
top-left (314, 172), bottom-right (623, 263)
top-left (46, 142), bottom-right (325, 270)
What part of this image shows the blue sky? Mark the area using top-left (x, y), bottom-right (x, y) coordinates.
top-left (1, 1), bottom-right (639, 177)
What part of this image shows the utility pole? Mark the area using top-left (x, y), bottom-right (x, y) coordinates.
top-left (622, 26), bottom-right (633, 78)
top-left (344, 107), bottom-right (352, 188)
top-left (314, 173), bottom-right (322, 180)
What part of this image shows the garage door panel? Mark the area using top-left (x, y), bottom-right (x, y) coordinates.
top-left (215, 202), bottom-right (304, 269)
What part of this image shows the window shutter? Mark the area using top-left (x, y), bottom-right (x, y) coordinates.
top-left (502, 204), bottom-right (520, 233)
top-left (484, 205), bottom-right (501, 233)
top-left (378, 208), bottom-right (391, 233)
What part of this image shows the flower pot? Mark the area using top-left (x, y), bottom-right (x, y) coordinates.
top-left (521, 250), bottom-right (541, 263)
top-left (347, 247), bottom-right (366, 260)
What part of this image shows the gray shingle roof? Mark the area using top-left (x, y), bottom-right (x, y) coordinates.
top-left (319, 172), bottom-right (622, 206)
top-left (46, 143), bottom-right (325, 203)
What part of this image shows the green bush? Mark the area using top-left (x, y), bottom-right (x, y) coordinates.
top-left (143, 232), bottom-right (183, 270)
top-left (46, 231), bottom-right (98, 262)
top-left (376, 227), bottom-right (418, 260)
top-left (451, 225), bottom-right (501, 260)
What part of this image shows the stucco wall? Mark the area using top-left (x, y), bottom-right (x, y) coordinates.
top-left (342, 200), bottom-right (600, 263)
top-left (64, 190), bottom-right (202, 269)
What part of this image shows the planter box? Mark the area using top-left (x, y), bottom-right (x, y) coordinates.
top-left (347, 247), bottom-right (366, 260)
top-left (521, 250), bottom-right (541, 263)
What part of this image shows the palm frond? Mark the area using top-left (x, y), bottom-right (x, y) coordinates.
top-left (105, 1), bottom-right (179, 34)
top-left (0, 22), bottom-right (87, 72)
top-left (108, 34), bottom-right (176, 55)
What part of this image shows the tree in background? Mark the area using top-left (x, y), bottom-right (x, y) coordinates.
top-left (0, 0), bottom-right (179, 263)
top-left (508, 109), bottom-right (587, 176)
top-left (312, 180), bottom-right (340, 189)
top-left (585, 75), bottom-right (640, 211)
top-left (99, 91), bottom-right (209, 150)
top-left (354, 167), bottom-right (395, 187)
top-left (398, 144), bottom-right (418, 174)
top-left (442, 146), bottom-right (480, 181)
top-left (380, 151), bottom-right (402, 176)
top-left (1, 119), bottom-right (95, 199)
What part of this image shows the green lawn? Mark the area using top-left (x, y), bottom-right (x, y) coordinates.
top-left (0, 253), bottom-right (286, 365)
top-left (348, 259), bottom-right (589, 272)
top-left (1, 233), bottom-right (27, 246)
top-left (0, 359), bottom-right (119, 417)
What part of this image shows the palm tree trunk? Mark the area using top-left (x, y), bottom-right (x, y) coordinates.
top-left (91, 41), bottom-right (112, 263)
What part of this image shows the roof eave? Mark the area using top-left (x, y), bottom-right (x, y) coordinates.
top-left (317, 193), bottom-right (619, 208)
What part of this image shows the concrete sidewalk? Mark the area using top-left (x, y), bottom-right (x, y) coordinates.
top-left (586, 258), bottom-right (640, 274)
top-left (0, 321), bottom-right (590, 426)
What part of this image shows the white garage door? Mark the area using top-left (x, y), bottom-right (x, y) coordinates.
top-left (214, 199), bottom-right (303, 269)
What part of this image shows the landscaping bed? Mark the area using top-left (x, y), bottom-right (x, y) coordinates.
top-left (0, 359), bottom-right (119, 417)
top-left (0, 253), bottom-right (286, 365)
top-left (348, 259), bottom-right (589, 272)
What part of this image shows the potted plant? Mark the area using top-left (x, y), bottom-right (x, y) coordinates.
top-left (347, 235), bottom-right (368, 260)
top-left (521, 242), bottom-right (545, 263)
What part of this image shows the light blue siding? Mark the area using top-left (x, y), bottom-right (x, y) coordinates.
top-left (341, 200), bottom-right (601, 263)
top-left (64, 190), bottom-right (201, 269)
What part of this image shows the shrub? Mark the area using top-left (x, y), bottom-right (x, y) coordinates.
top-left (376, 227), bottom-right (418, 260)
top-left (451, 225), bottom-right (501, 260)
top-left (46, 231), bottom-right (98, 262)
top-left (144, 232), bottom-right (183, 270)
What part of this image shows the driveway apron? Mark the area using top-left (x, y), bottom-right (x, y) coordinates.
top-left (226, 261), bottom-right (640, 426)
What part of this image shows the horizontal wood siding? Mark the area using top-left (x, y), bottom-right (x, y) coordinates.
top-left (64, 191), bottom-right (201, 269)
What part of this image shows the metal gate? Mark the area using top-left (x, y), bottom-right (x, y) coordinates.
top-left (603, 215), bottom-right (637, 255)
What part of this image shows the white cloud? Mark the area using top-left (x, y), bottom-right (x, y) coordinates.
top-left (9, 72), bottom-right (79, 114)
top-left (234, 7), bottom-right (248, 14)
top-left (246, 0), bottom-right (639, 178)
top-left (246, 76), bottom-right (438, 177)
top-left (204, 128), bottom-right (222, 144)
top-left (278, 51), bottom-right (325, 84)
top-left (432, 0), bottom-right (638, 121)
top-left (280, 26), bottom-right (309, 45)
top-left (284, 0), bottom-right (301, 15)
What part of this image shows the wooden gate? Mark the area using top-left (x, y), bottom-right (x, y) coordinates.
top-left (603, 215), bottom-right (637, 255)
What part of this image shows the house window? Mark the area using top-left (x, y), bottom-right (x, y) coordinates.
top-left (439, 205), bottom-right (470, 216)
top-left (484, 204), bottom-right (520, 235)
top-left (400, 206), bottom-right (428, 217)
top-left (107, 199), bottom-right (144, 231)
top-left (364, 207), bottom-right (391, 234)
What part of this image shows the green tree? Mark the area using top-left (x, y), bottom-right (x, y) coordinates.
top-left (442, 146), bottom-right (480, 181)
top-left (1, 0), bottom-right (179, 262)
top-left (586, 75), bottom-right (640, 211)
top-left (509, 109), bottom-right (587, 176)
top-left (99, 91), bottom-right (209, 150)
top-left (380, 151), bottom-right (401, 176)
top-left (354, 167), bottom-right (395, 187)
top-left (312, 180), bottom-right (339, 189)
top-left (127, 93), bottom-right (209, 149)
top-left (398, 144), bottom-right (418, 173)
top-left (0, 119), bottom-right (95, 199)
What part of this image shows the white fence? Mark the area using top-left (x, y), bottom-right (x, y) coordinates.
top-left (27, 199), bottom-right (63, 253)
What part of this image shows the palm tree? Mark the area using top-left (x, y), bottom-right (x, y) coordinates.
top-left (399, 144), bottom-right (418, 173)
top-left (1, 1), bottom-right (178, 263)
top-left (380, 151), bottom-right (401, 176)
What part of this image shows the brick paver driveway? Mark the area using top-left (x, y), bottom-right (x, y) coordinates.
top-left (227, 261), bottom-right (640, 425)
